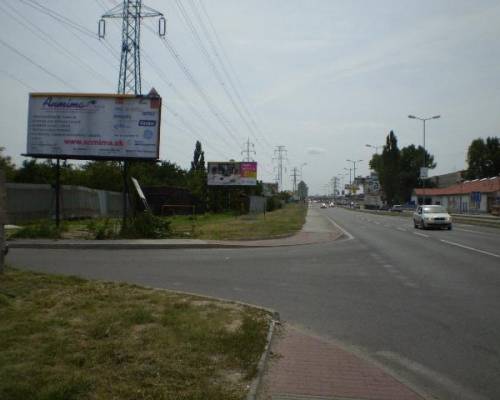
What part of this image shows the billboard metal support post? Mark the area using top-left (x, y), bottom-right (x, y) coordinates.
top-left (122, 161), bottom-right (129, 230)
top-left (55, 158), bottom-right (61, 228)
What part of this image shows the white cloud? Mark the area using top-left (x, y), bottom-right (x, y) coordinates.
top-left (306, 147), bottom-right (327, 156)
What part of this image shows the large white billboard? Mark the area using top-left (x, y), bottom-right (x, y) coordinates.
top-left (207, 162), bottom-right (257, 186)
top-left (26, 93), bottom-right (161, 160)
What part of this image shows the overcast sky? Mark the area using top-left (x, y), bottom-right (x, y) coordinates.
top-left (1, 0), bottom-right (499, 194)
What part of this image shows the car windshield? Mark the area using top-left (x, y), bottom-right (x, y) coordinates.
top-left (423, 206), bottom-right (446, 213)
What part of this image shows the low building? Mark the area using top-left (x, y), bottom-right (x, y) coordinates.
top-left (412, 176), bottom-right (500, 213)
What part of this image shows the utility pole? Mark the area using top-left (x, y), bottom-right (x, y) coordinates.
top-left (273, 145), bottom-right (287, 191)
top-left (290, 167), bottom-right (300, 193)
top-left (344, 167), bottom-right (352, 195)
top-left (241, 138), bottom-right (256, 162)
top-left (99, 1), bottom-right (165, 229)
top-left (99, 0), bottom-right (166, 95)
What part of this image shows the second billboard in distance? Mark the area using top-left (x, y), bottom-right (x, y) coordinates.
top-left (207, 161), bottom-right (257, 186)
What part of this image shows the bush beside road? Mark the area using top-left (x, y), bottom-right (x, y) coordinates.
top-left (7, 203), bottom-right (308, 241)
top-left (0, 267), bottom-right (271, 400)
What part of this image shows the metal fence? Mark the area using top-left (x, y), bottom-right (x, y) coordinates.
top-left (5, 183), bottom-right (123, 223)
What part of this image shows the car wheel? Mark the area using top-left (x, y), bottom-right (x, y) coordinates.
top-left (420, 220), bottom-right (426, 230)
top-left (413, 219), bottom-right (418, 228)
top-left (448, 224), bottom-right (452, 230)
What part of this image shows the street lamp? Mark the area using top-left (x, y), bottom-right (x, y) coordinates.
top-left (408, 114), bottom-right (441, 204)
top-left (365, 144), bottom-right (382, 154)
top-left (346, 159), bottom-right (363, 183)
top-left (300, 162), bottom-right (307, 178)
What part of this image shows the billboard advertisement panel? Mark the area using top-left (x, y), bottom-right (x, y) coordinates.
top-left (207, 161), bottom-right (257, 186)
top-left (26, 93), bottom-right (161, 160)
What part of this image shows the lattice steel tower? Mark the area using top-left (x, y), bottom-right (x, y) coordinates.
top-left (99, 0), bottom-right (166, 94)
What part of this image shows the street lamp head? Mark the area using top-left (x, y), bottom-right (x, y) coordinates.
top-left (432, 115), bottom-right (441, 119)
top-left (408, 115), bottom-right (417, 119)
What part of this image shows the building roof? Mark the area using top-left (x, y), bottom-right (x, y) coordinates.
top-left (415, 176), bottom-right (500, 196)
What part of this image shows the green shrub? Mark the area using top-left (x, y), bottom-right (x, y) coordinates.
top-left (121, 211), bottom-right (171, 239)
top-left (266, 196), bottom-right (282, 212)
top-left (10, 221), bottom-right (65, 239)
top-left (86, 218), bottom-right (117, 240)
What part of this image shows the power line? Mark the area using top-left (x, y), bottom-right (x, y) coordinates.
top-left (180, 0), bottom-right (268, 151)
top-left (155, 33), bottom-right (243, 147)
top-left (19, 0), bottom-right (97, 39)
top-left (196, 0), bottom-right (274, 150)
top-left (0, 37), bottom-right (78, 90)
top-left (0, 2), bottom-right (113, 88)
top-left (0, 68), bottom-right (36, 91)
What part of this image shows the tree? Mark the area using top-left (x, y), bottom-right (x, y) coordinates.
top-left (190, 140), bottom-right (205, 172)
top-left (188, 141), bottom-right (207, 211)
top-left (0, 147), bottom-right (16, 181)
top-left (297, 181), bottom-right (308, 201)
top-left (14, 159), bottom-right (56, 184)
top-left (399, 145), bottom-right (435, 202)
top-left (369, 153), bottom-right (383, 173)
top-left (79, 161), bottom-right (123, 191)
top-left (379, 131), bottom-right (401, 205)
top-left (466, 137), bottom-right (500, 179)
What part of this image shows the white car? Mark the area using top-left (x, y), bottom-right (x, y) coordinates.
top-left (329, 202), bottom-right (335, 207)
top-left (413, 205), bottom-right (452, 230)
top-left (320, 203), bottom-right (327, 209)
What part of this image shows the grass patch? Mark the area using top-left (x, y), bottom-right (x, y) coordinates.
top-left (169, 203), bottom-right (307, 240)
top-left (8, 203), bottom-right (308, 241)
top-left (8, 221), bottom-right (67, 239)
top-left (0, 267), bottom-right (271, 399)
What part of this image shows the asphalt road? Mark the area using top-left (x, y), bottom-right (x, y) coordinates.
top-left (6, 206), bottom-right (500, 400)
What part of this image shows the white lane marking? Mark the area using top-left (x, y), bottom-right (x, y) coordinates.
top-left (403, 281), bottom-right (419, 288)
top-left (396, 227), bottom-right (406, 232)
top-left (454, 228), bottom-right (482, 234)
top-left (375, 351), bottom-right (488, 400)
top-left (440, 239), bottom-right (500, 259)
top-left (326, 217), bottom-right (355, 240)
top-left (382, 264), bottom-right (394, 269)
top-left (413, 232), bottom-right (429, 238)
top-left (374, 221), bottom-right (381, 225)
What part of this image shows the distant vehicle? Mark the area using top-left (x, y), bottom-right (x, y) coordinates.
top-left (329, 202), bottom-right (335, 207)
top-left (390, 205), bottom-right (403, 212)
top-left (320, 203), bottom-right (327, 208)
top-left (413, 205), bottom-right (452, 230)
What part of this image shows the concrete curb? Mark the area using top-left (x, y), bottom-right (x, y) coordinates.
top-left (6, 231), bottom-right (344, 250)
top-left (247, 316), bottom-right (280, 400)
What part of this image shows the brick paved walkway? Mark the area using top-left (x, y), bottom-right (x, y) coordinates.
top-left (259, 325), bottom-right (425, 400)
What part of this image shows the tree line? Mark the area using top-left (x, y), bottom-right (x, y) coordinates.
top-left (369, 132), bottom-right (499, 206)
top-left (0, 141), bottom-right (271, 213)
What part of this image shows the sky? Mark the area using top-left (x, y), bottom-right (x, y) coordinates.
top-left (1, 0), bottom-right (500, 194)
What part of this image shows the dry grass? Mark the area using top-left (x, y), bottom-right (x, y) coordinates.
top-left (170, 203), bottom-right (307, 240)
top-left (0, 268), bottom-right (270, 400)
